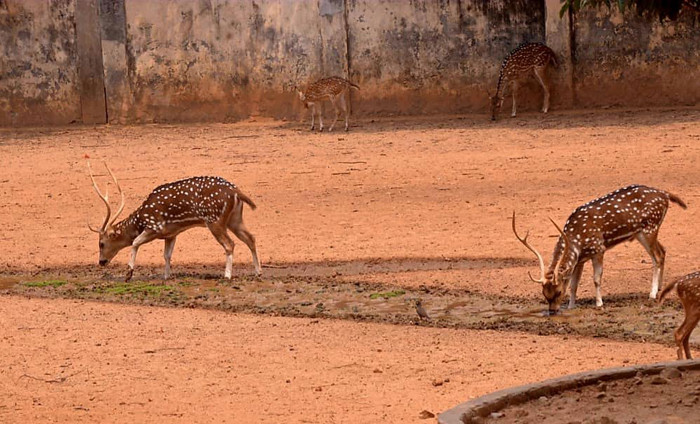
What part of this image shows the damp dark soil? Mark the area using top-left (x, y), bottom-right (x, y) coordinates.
top-left (1, 258), bottom-right (696, 349)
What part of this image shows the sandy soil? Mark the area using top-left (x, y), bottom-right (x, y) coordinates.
top-left (0, 297), bottom-right (674, 424)
top-left (1, 108), bottom-right (699, 422)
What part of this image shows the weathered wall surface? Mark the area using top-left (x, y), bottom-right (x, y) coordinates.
top-left (573, 7), bottom-right (700, 107)
top-left (1, 1), bottom-right (699, 126)
top-left (114, 0), bottom-right (347, 123)
top-left (0, 0), bottom-right (81, 126)
top-left (345, 0), bottom-right (546, 115)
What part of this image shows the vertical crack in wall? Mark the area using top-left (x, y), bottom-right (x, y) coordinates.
top-left (568, 5), bottom-right (578, 106)
top-left (343, 0), bottom-right (352, 113)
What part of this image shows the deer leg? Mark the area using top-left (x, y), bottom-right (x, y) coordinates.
top-left (675, 313), bottom-right (697, 359)
top-left (592, 254), bottom-right (605, 307)
top-left (637, 233), bottom-right (665, 299)
top-left (318, 103), bottom-right (324, 132)
top-left (126, 229), bottom-right (158, 282)
top-left (328, 96), bottom-right (340, 132)
top-left (338, 94), bottom-right (349, 132)
top-left (510, 81), bottom-right (518, 118)
top-left (684, 315), bottom-right (698, 359)
top-left (228, 206), bottom-right (261, 276)
top-left (208, 223), bottom-right (236, 279)
top-left (163, 237), bottom-right (177, 280)
top-left (534, 66), bottom-right (550, 113)
top-left (309, 103), bottom-right (315, 131)
top-left (567, 262), bottom-right (585, 309)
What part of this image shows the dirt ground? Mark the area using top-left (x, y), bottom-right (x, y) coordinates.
top-left (1, 108), bottom-right (699, 423)
top-left (482, 367), bottom-right (700, 424)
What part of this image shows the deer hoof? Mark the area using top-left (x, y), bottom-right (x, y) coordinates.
top-left (125, 268), bottom-right (134, 283)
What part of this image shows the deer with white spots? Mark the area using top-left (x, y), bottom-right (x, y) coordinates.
top-left (659, 272), bottom-right (700, 359)
top-left (297, 76), bottom-right (360, 132)
top-left (513, 185), bottom-right (686, 315)
top-left (489, 42), bottom-right (557, 121)
top-left (88, 162), bottom-right (261, 282)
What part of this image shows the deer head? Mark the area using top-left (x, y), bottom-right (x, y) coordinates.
top-left (87, 162), bottom-right (131, 266)
top-left (512, 212), bottom-right (575, 314)
top-left (296, 88), bottom-right (309, 108)
top-left (489, 92), bottom-right (504, 121)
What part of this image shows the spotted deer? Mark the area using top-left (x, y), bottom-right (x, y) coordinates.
top-left (297, 76), bottom-right (360, 132)
top-left (87, 162), bottom-right (261, 282)
top-left (659, 272), bottom-right (700, 360)
top-left (513, 185), bottom-right (686, 315)
top-left (489, 42), bottom-right (557, 121)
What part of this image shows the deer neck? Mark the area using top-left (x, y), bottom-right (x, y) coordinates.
top-left (495, 72), bottom-right (505, 98)
top-left (548, 236), bottom-right (580, 278)
top-left (111, 210), bottom-right (143, 243)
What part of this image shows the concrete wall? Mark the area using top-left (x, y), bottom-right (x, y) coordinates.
top-left (345, 0), bottom-right (545, 115)
top-left (572, 6), bottom-right (700, 107)
top-left (1, 0), bottom-right (699, 126)
top-left (0, 0), bottom-right (81, 126)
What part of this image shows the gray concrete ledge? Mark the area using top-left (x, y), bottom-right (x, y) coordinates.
top-left (438, 359), bottom-right (700, 424)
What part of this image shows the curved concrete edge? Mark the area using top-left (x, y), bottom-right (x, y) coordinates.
top-left (437, 359), bottom-right (700, 424)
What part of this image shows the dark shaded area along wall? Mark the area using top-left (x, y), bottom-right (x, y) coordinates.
top-left (0, 0), bottom-right (81, 126)
top-left (573, 6), bottom-right (700, 108)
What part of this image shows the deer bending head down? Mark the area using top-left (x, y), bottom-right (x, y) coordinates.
top-left (297, 76), bottom-right (360, 132)
top-left (659, 272), bottom-right (700, 360)
top-left (513, 185), bottom-right (686, 315)
top-left (88, 162), bottom-right (261, 282)
top-left (489, 42), bottom-right (557, 121)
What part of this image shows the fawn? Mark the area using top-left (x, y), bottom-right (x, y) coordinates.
top-left (297, 76), bottom-right (360, 132)
top-left (87, 162), bottom-right (261, 282)
top-left (513, 185), bottom-right (686, 314)
top-left (489, 42), bottom-right (557, 121)
top-left (659, 272), bottom-right (700, 360)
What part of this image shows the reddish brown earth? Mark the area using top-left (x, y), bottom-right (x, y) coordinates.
top-left (481, 367), bottom-right (700, 424)
top-left (0, 108), bottom-right (699, 423)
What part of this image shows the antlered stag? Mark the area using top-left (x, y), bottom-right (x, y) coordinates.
top-left (88, 162), bottom-right (261, 282)
top-left (513, 185), bottom-right (686, 314)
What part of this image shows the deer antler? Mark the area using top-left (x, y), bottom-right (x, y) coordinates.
top-left (512, 211), bottom-right (546, 284)
top-left (88, 161), bottom-right (112, 233)
top-left (103, 163), bottom-right (125, 227)
top-left (548, 217), bottom-right (571, 274)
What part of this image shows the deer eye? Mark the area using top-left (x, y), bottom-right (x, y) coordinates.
top-left (99, 242), bottom-right (104, 249)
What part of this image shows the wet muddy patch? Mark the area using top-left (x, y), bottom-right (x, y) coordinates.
top-left (1, 264), bottom-right (696, 349)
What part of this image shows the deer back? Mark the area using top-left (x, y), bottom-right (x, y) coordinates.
top-left (562, 185), bottom-right (682, 259)
top-left (130, 176), bottom-right (242, 233)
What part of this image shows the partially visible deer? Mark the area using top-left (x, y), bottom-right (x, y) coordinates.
top-left (513, 185), bottom-right (686, 315)
top-left (297, 76), bottom-right (360, 132)
top-left (659, 272), bottom-right (700, 360)
top-left (489, 42), bottom-right (557, 121)
top-left (87, 162), bottom-right (261, 282)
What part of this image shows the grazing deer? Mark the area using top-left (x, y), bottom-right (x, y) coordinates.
top-left (489, 42), bottom-right (557, 121)
top-left (659, 272), bottom-right (700, 360)
top-left (87, 162), bottom-right (261, 282)
top-left (297, 76), bottom-right (360, 132)
top-left (513, 185), bottom-right (686, 314)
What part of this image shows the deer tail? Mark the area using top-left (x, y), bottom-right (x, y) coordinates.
top-left (235, 189), bottom-right (257, 211)
top-left (658, 278), bottom-right (679, 304)
top-left (667, 192), bottom-right (687, 209)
